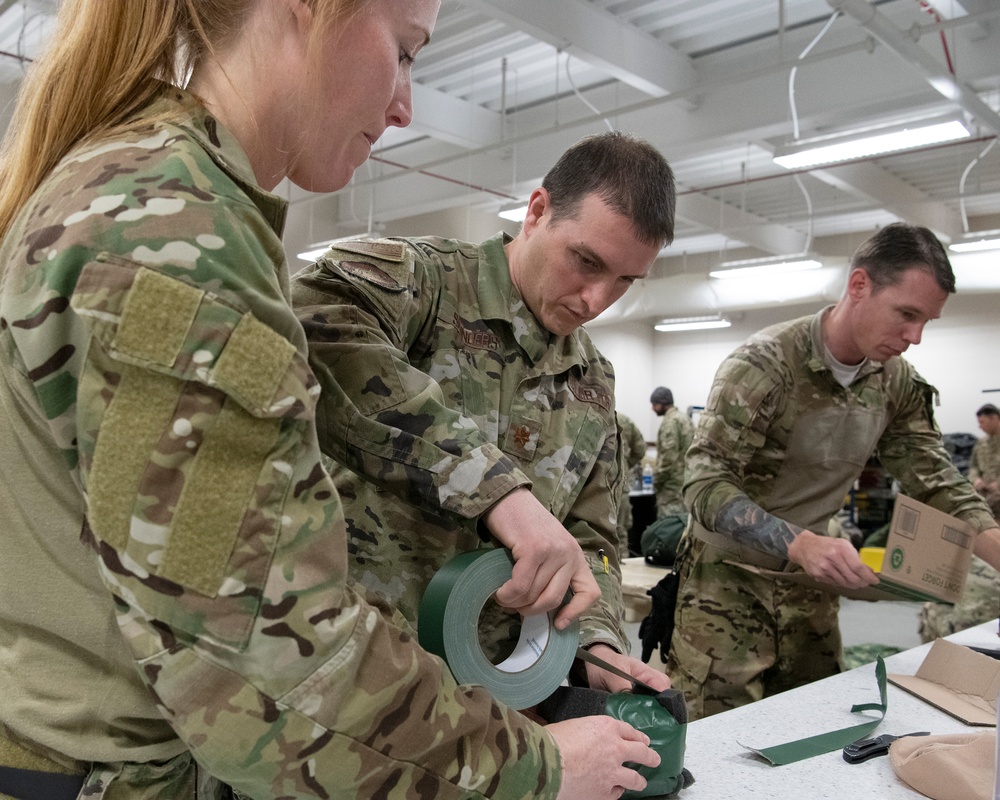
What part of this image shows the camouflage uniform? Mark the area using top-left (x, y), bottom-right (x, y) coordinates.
top-left (0, 88), bottom-right (562, 798)
top-left (919, 556), bottom-right (1000, 642)
top-left (653, 406), bottom-right (693, 518)
top-left (616, 412), bottom-right (647, 559)
top-left (968, 433), bottom-right (1000, 488)
top-left (666, 309), bottom-right (996, 720)
top-left (919, 433), bottom-right (1000, 641)
top-left (291, 234), bottom-right (628, 656)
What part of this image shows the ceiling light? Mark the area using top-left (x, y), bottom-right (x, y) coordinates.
top-left (709, 255), bottom-right (822, 280)
top-left (773, 117), bottom-right (971, 170)
top-left (655, 314), bottom-right (731, 332)
top-left (949, 231), bottom-right (1000, 253)
top-left (498, 204), bottom-right (529, 222)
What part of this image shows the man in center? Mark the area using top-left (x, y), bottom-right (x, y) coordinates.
top-left (293, 132), bottom-right (676, 690)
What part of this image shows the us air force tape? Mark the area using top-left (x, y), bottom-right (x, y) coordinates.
top-left (418, 548), bottom-right (581, 710)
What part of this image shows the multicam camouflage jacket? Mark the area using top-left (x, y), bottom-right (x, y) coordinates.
top-left (653, 406), bottom-right (693, 516)
top-left (0, 87), bottom-right (562, 799)
top-left (684, 309), bottom-right (996, 549)
top-left (291, 234), bottom-right (629, 654)
top-left (969, 434), bottom-right (1000, 486)
top-left (617, 412), bottom-right (647, 484)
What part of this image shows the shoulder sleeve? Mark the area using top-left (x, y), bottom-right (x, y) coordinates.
top-left (69, 257), bottom-right (561, 799)
top-left (293, 239), bottom-right (529, 521)
top-left (683, 350), bottom-right (785, 529)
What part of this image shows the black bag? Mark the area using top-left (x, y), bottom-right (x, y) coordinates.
top-left (640, 513), bottom-right (688, 567)
top-left (638, 569), bottom-right (680, 665)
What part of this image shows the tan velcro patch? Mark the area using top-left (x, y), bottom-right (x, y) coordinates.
top-left (332, 238), bottom-right (406, 262)
top-left (117, 268), bottom-right (203, 367)
top-left (160, 399), bottom-right (281, 596)
top-left (88, 366), bottom-right (183, 550)
top-left (337, 260), bottom-right (405, 292)
top-left (213, 313), bottom-right (296, 414)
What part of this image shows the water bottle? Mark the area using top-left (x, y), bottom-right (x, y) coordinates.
top-left (642, 463), bottom-right (653, 493)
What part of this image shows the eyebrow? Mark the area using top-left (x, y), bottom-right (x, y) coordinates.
top-left (574, 243), bottom-right (608, 272)
top-left (896, 301), bottom-right (940, 321)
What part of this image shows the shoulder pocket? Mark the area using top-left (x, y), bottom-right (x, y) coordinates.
top-left (72, 258), bottom-right (315, 650)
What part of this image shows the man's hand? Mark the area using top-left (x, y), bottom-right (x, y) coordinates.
top-left (548, 716), bottom-right (658, 800)
top-left (482, 488), bottom-right (601, 630)
top-left (582, 644), bottom-right (672, 694)
top-left (786, 530), bottom-right (879, 590)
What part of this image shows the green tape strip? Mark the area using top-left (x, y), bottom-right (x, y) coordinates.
top-left (740, 655), bottom-right (888, 766)
top-left (418, 548), bottom-right (580, 710)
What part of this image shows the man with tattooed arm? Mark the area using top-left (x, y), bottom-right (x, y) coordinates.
top-left (665, 223), bottom-right (1000, 719)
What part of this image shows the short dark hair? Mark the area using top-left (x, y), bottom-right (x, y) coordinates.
top-left (542, 131), bottom-right (676, 248)
top-left (850, 222), bottom-right (955, 294)
top-left (977, 403), bottom-right (1000, 418)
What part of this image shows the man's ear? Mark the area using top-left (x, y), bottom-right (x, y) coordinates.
top-left (846, 267), bottom-right (871, 301)
top-left (521, 188), bottom-right (551, 236)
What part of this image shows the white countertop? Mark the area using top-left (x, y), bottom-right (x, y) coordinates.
top-left (679, 621), bottom-right (999, 798)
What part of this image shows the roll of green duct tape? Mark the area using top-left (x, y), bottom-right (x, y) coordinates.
top-left (418, 548), bottom-right (581, 710)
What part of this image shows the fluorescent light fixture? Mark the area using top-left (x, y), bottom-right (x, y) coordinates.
top-left (773, 117), bottom-right (971, 170)
top-left (498, 204), bottom-right (529, 222)
top-left (949, 231), bottom-right (1000, 253)
top-left (655, 314), bottom-right (731, 332)
top-left (709, 255), bottom-right (822, 280)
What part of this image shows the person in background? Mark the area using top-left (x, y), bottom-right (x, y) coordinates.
top-left (0, 2), bottom-right (659, 798)
top-left (666, 223), bottom-right (1000, 720)
top-left (919, 403), bottom-right (1000, 642)
top-left (293, 132), bottom-right (676, 694)
top-left (617, 411), bottom-right (648, 559)
top-left (650, 386), bottom-right (694, 518)
top-left (969, 403), bottom-right (1000, 506)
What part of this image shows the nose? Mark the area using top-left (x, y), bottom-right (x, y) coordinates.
top-left (902, 321), bottom-right (924, 346)
top-left (578, 281), bottom-right (617, 318)
top-left (386, 74), bottom-right (413, 129)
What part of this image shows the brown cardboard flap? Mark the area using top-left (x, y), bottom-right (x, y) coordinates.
top-left (888, 639), bottom-right (1000, 727)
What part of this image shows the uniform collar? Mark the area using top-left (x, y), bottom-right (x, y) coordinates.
top-left (146, 86), bottom-right (288, 236)
top-left (477, 232), bottom-right (560, 365)
top-left (807, 305), bottom-right (883, 383)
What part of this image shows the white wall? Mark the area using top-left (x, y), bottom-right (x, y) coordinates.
top-left (589, 292), bottom-right (999, 444)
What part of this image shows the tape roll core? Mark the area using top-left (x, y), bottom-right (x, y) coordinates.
top-left (418, 548), bottom-right (581, 709)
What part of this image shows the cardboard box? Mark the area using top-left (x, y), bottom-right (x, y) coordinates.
top-left (728, 494), bottom-right (975, 603)
top-left (879, 494), bottom-right (974, 604)
top-left (888, 639), bottom-right (1000, 726)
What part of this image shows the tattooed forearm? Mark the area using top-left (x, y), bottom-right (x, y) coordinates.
top-left (714, 496), bottom-right (805, 558)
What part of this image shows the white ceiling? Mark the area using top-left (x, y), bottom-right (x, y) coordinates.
top-left (2, 0), bottom-right (998, 321)
top-left (284, 0), bottom-right (1000, 283)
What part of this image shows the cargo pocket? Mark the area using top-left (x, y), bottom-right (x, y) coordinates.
top-left (668, 627), bottom-right (714, 720)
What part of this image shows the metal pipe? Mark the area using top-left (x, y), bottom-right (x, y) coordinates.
top-left (827, 0), bottom-right (1000, 133)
